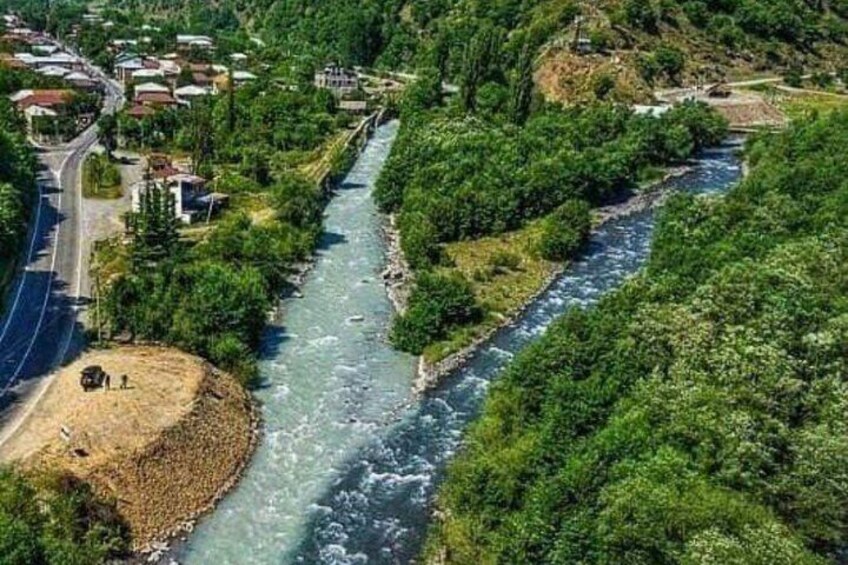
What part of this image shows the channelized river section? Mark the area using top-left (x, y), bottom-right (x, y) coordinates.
top-left (180, 122), bottom-right (743, 564)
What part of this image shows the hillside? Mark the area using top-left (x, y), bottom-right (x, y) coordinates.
top-left (101, 0), bottom-right (848, 102)
top-left (425, 107), bottom-right (848, 565)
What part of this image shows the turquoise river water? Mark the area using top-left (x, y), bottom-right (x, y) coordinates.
top-left (177, 121), bottom-right (743, 564)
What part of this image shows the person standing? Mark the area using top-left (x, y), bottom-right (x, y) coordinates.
top-left (104, 373), bottom-right (111, 391)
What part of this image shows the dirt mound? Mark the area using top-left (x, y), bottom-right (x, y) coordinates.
top-left (0, 346), bottom-right (258, 549)
top-left (535, 49), bottom-right (653, 104)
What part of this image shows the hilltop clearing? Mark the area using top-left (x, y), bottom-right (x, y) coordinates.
top-left (0, 346), bottom-right (257, 550)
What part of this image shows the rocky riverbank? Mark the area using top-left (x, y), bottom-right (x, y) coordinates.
top-left (128, 365), bottom-right (259, 557)
top-left (411, 165), bottom-right (694, 394)
top-left (381, 214), bottom-right (413, 315)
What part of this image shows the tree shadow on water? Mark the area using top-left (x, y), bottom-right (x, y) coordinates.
top-left (317, 231), bottom-right (347, 251)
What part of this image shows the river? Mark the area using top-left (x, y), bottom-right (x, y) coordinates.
top-left (178, 122), bottom-right (743, 564)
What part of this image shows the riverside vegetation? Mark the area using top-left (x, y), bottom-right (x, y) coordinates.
top-left (426, 110), bottom-right (848, 564)
top-left (378, 66), bottom-right (727, 359)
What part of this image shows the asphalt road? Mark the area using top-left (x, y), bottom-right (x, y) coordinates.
top-left (0, 58), bottom-right (123, 418)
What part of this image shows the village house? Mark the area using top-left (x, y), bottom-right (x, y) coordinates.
top-left (3, 14), bottom-right (22, 29)
top-left (36, 65), bottom-right (71, 78)
top-left (135, 82), bottom-right (171, 96)
top-left (81, 13), bottom-right (103, 25)
top-left (31, 43), bottom-right (59, 55)
top-left (110, 39), bottom-right (139, 52)
top-left (64, 71), bottom-right (100, 92)
top-left (14, 51), bottom-right (83, 70)
top-left (176, 34), bottom-right (214, 52)
top-left (131, 169), bottom-right (226, 224)
top-left (126, 104), bottom-right (155, 119)
top-left (10, 89), bottom-right (73, 139)
top-left (212, 70), bottom-right (257, 94)
top-left (174, 84), bottom-right (210, 104)
top-left (0, 53), bottom-right (27, 69)
top-left (131, 68), bottom-right (165, 83)
top-left (314, 63), bottom-right (359, 95)
top-left (114, 54), bottom-right (144, 84)
top-left (338, 99), bottom-right (368, 114)
top-left (135, 90), bottom-right (177, 108)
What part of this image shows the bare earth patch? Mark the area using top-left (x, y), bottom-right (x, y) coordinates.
top-left (0, 345), bottom-right (257, 550)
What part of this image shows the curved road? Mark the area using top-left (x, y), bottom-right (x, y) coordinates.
top-left (0, 58), bottom-right (122, 425)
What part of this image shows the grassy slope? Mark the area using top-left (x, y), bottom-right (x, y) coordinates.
top-left (424, 221), bottom-right (557, 363)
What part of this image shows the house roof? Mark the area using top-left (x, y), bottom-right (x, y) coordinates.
top-left (167, 173), bottom-right (205, 184)
top-left (339, 100), bottom-right (367, 111)
top-left (135, 91), bottom-right (177, 105)
top-left (176, 34), bottom-right (213, 44)
top-left (36, 65), bottom-right (71, 77)
top-left (135, 82), bottom-right (170, 94)
top-left (11, 89), bottom-right (73, 110)
top-left (32, 44), bottom-right (59, 54)
top-left (232, 70), bottom-right (257, 81)
top-left (174, 85), bottom-right (209, 97)
top-left (633, 105), bottom-right (671, 117)
top-left (24, 105), bottom-right (58, 117)
top-left (127, 104), bottom-right (155, 118)
top-left (132, 68), bottom-right (164, 79)
top-left (0, 55), bottom-right (27, 69)
top-left (16, 52), bottom-right (79, 66)
top-left (191, 72), bottom-right (211, 85)
top-left (152, 164), bottom-right (180, 178)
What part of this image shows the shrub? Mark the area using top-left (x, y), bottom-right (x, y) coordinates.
top-left (0, 469), bottom-right (129, 564)
top-left (539, 199), bottom-right (591, 261)
top-left (391, 272), bottom-right (482, 354)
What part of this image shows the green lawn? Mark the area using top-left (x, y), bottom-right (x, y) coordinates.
top-left (778, 92), bottom-right (848, 121)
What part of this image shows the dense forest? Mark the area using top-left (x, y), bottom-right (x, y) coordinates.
top-left (426, 110), bottom-right (848, 564)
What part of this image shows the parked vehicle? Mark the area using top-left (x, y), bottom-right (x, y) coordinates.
top-left (80, 365), bottom-right (108, 391)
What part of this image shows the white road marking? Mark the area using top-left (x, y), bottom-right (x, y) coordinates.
top-left (0, 151), bottom-right (73, 349)
top-left (0, 165), bottom-right (52, 346)
top-left (0, 174), bottom-right (63, 395)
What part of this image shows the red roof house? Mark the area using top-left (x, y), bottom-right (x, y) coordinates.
top-left (10, 89), bottom-right (73, 111)
top-left (134, 91), bottom-right (177, 107)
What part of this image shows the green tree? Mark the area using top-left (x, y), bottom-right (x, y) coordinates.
top-left (127, 180), bottom-right (179, 267)
top-left (391, 272), bottom-right (481, 354)
top-left (97, 113), bottom-right (118, 159)
top-left (538, 199), bottom-right (591, 261)
top-left (508, 41), bottom-right (535, 125)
